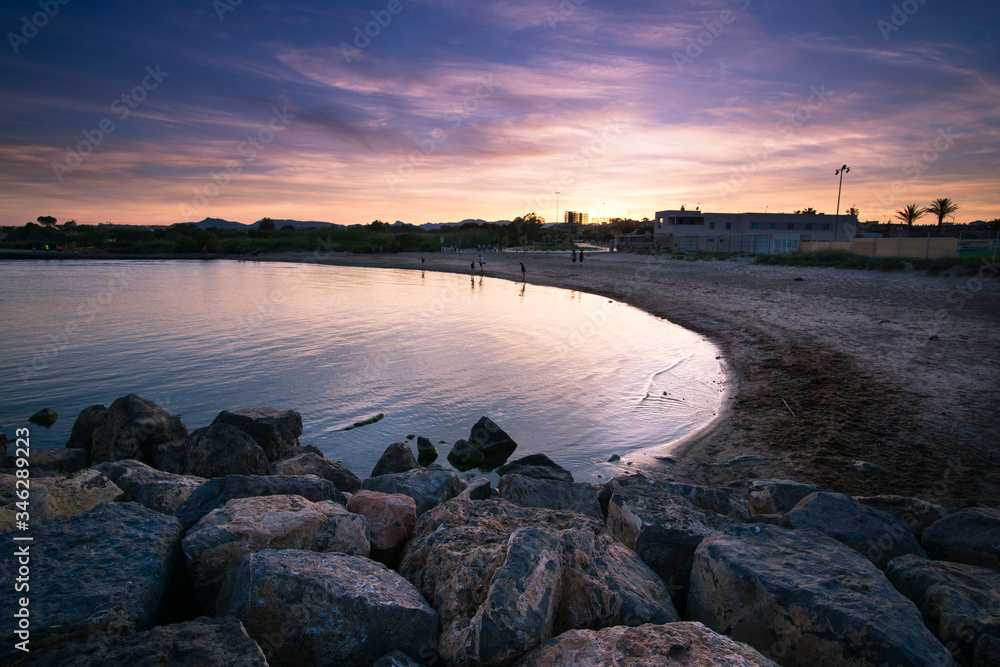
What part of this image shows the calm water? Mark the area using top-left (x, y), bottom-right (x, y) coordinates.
top-left (0, 259), bottom-right (724, 481)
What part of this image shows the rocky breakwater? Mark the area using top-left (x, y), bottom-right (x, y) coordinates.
top-left (2, 394), bottom-right (998, 666)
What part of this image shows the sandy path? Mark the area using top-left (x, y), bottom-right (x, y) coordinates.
top-left (258, 249), bottom-right (1000, 499)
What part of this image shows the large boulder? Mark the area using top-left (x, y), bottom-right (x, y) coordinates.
top-left (416, 436), bottom-right (438, 466)
top-left (271, 452), bottom-right (362, 493)
top-left (921, 508), bottom-right (1000, 572)
top-left (1, 447), bottom-right (88, 473)
top-left (746, 478), bottom-right (820, 515)
top-left (89, 394), bottom-right (189, 466)
top-left (0, 502), bottom-right (184, 661)
top-left (361, 466), bottom-right (467, 516)
top-left (371, 442), bottom-right (420, 477)
top-left (468, 416), bottom-right (518, 459)
top-left (183, 494), bottom-right (370, 614)
top-left (652, 480), bottom-right (751, 522)
top-left (65, 403), bottom-right (108, 454)
top-left (347, 490), bottom-right (417, 552)
top-left (687, 524), bottom-right (956, 666)
top-left (856, 494), bottom-right (949, 537)
top-left (174, 474), bottom-right (346, 530)
top-left (886, 554), bottom-right (1000, 667)
top-left (603, 475), bottom-right (730, 602)
top-left (498, 473), bottom-right (602, 520)
top-left (92, 459), bottom-right (204, 514)
top-left (0, 473), bottom-right (66, 533)
top-left (224, 549), bottom-right (438, 667)
top-left (29, 407), bottom-right (58, 427)
top-left (29, 469), bottom-right (124, 524)
top-left (211, 408), bottom-right (302, 463)
top-left (183, 424), bottom-right (270, 478)
top-left (446, 439), bottom-right (484, 469)
top-left (23, 616), bottom-right (268, 667)
top-left (498, 453), bottom-right (574, 483)
top-left (520, 621), bottom-right (779, 666)
top-left (399, 498), bottom-right (678, 666)
top-left (779, 491), bottom-right (927, 569)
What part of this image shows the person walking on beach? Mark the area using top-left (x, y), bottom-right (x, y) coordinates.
top-left (520, 262), bottom-right (526, 282)
top-left (579, 249), bottom-right (584, 263)
top-left (471, 261), bottom-right (475, 276)
top-left (571, 249), bottom-right (576, 263)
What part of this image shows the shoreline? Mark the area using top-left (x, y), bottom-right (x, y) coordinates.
top-left (5, 249), bottom-right (999, 498)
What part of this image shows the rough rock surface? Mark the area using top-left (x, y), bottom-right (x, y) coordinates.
top-left (29, 407), bottom-right (59, 427)
top-left (361, 466), bottom-right (467, 516)
top-left (498, 453), bottom-right (574, 483)
top-left (921, 508), bottom-right (1000, 572)
top-left (779, 491), bottom-right (927, 569)
top-left (271, 451), bottom-right (362, 493)
top-left (886, 554), bottom-right (1000, 666)
top-left (651, 480), bottom-right (751, 522)
top-left (371, 441), bottom-right (420, 477)
top-left (183, 423), bottom-right (270, 478)
top-left (498, 473), bottom-right (602, 520)
top-left (856, 494), bottom-right (949, 537)
top-left (93, 459), bottom-right (204, 514)
top-left (90, 394), bottom-right (189, 466)
top-left (373, 649), bottom-right (427, 667)
top-left (211, 408), bottom-right (302, 463)
top-left (29, 468), bottom-right (124, 524)
top-left (65, 403), bottom-right (108, 453)
top-left (746, 478), bottom-right (820, 515)
top-left (23, 616), bottom-right (268, 667)
top-left (0, 502), bottom-right (184, 660)
top-left (183, 494), bottom-right (370, 614)
top-left (447, 438), bottom-right (484, 468)
top-left (519, 621), bottom-right (779, 666)
top-left (416, 436), bottom-right (438, 465)
top-left (224, 549), bottom-right (438, 667)
top-left (399, 498), bottom-right (678, 666)
top-left (0, 428), bottom-right (7, 457)
top-left (149, 439), bottom-right (189, 475)
top-left (603, 476), bottom-right (730, 601)
top-left (174, 474), bottom-right (346, 530)
top-left (1, 447), bottom-right (88, 473)
top-left (347, 489), bottom-right (417, 551)
top-left (687, 524), bottom-right (956, 666)
top-left (456, 477), bottom-right (494, 501)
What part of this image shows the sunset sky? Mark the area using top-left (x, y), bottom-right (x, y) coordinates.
top-left (1, 0), bottom-right (997, 227)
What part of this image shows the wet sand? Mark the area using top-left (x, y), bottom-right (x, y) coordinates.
top-left (264, 249), bottom-right (1000, 500)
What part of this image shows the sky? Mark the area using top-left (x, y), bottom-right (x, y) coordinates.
top-left (1, 0), bottom-right (998, 227)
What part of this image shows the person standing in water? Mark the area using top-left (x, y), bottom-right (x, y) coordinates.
top-left (520, 262), bottom-right (526, 282)
top-left (470, 261), bottom-right (475, 275)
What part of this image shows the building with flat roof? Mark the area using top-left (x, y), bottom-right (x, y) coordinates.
top-left (653, 208), bottom-right (858, 253)
top-left (564, 211), bottom-right (589, 225)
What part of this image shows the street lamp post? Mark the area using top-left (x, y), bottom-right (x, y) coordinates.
top-left (835, 164), bottom-right (850, 241)
top-left (556, 191), bottom-right (560, 226)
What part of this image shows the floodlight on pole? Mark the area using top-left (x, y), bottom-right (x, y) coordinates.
top-left (835, 164), bottom-right (850, 241)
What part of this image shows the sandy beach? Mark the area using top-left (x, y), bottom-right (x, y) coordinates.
top-left (256, 248), bottom-right (1000, 500)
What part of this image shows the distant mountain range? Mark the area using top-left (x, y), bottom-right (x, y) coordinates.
top-left (175, 217), bottom-right (341, 229)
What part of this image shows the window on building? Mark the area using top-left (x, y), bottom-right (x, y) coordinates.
top-left (750, 223), bottom-right (758, 230)
top-left (709, 222), bottom-right (715, 229)
top-left (823, 224), bottom-right (831, 230)
top-left (725, 223), bottom-right (731, 230)
top-left (769, 223), bottom-right (776, 230)
top-left (804, 223), bottom-right (812, 230)
top-left (787, 223), bottom-right (795, 230)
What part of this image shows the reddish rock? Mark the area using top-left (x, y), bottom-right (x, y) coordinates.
top-left (348, 489), bottom-right (417, 551)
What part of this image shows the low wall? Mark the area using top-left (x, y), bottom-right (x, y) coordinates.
top-left (802, 237), bottom-right (958, 259)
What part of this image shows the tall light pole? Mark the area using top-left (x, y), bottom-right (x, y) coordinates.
top-left (835, 164), bottom-right (850, 241)
top-left (556, 191), bottom-right (560, 226)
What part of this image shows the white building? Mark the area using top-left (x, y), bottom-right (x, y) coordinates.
top-left (653, 208), bottom-right (858, 253)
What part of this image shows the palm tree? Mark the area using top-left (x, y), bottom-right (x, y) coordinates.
top-left (847, 207), bottom-right (860, 217)
top-left (895, 204), bottom-right (927, 228)
top-left (925, 198), bottom-right (959, 228)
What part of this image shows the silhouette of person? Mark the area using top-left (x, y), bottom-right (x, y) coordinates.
top-left (520, 262), bottom-right (526, 281)
top-left (470, 261), bottom-right (475, 275)
top-left (572, 249), bottom-right (576, 263)
top-left (579, 249), bottom-right (584, 263)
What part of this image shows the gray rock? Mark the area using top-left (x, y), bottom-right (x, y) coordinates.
top-left (603, 475), bottom-right (730, 601)
top-left (184, 424), bottom-right (270, 478)
top-left (271, 451), bottom-right (362, 493)
top-left (183, 494), bottom-right (370, 614)
top-left (0, 502), bottom-right (184, 661)
top-left (90, 394), bottom-right (189, 466)
top-left (886, 553), bottom-right (1000, 667)
top-left (651, 479), bottom-right (751, 522)
top-left (922, 508), bottom-right (1000, 572)
top-left (520, 621), bottom-right (779, 666)
top-left (28, 469), bottom-right (125, 525)
top-left (416, 436), bottom-right (438, 466)
top-left (498, 473), bottom-right (601, 520)
top-left (224, 549), bottom-right (438, 667)
top-left (65, 403), bottom-right (107, 454)
top-left (399, 498), bottom-right (678, 666)
top-left (687, 524), bottom-right (956, 666)
top-left (780, 491), bottom-right (927, 569)
top-left (211, 408), bottom-right (302, 463)
top-left (22, 616), bottom-right (267, 667)
top-left (371, 441), bottom-right (420, 477)
top-left (93, 459), bottom-right (205, 514)
top-left (499, 453), bottom-right (574, 482)
top-left (150, 439), bottom-right (189, 474)
top-left (746, 478), bottom-right (820, 515)
top-left (447, 439), bottom-right (484, 469)
top-left (29, 407), bottom-right (58, 427)
top-left (1, 447), bottom-right (87, 473)
top-left (174, 474), bottom-right (346, 530)
top-left (857, 494), bottom-right (949, 537)
top-left (468, 415), bottom-right (518, 459)
top-left (362, 467), bottom-right (467, 516)
top-left (456, 477), bottom-right (494, 501)
top-left (854, 460), bottom-right (885, 474)
top-left (373, 649), bottom-right (428, 667)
